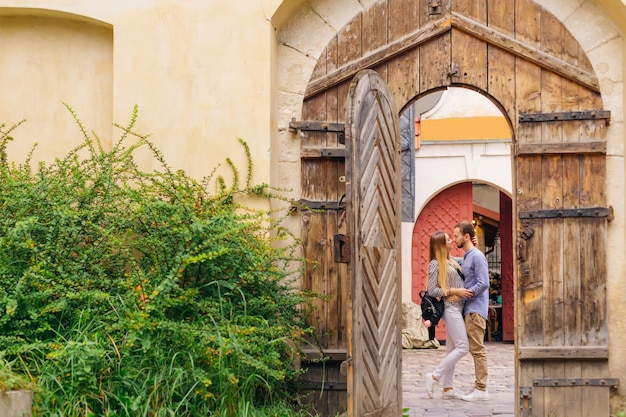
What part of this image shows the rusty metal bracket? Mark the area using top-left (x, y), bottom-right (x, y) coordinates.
top-left (519, 110), bottom-right (611, 123)
top-left (428, 0), bottom-right (442, 15)
top-left (289, 118), bottom-right (346, 144)
top-left (534, 378), bottom-right (619, 387)
top-left (520, 226), bottom-right (534, 240)
top-left (298, 380), bottom-right (347, 391)
top-left (333, 234), bottom-right (351, 263)
top-left (519, 207), bottom-right (613, 220)
top-left (519, 386), bottom-right (532, 415)
top-left (447, 63), bottom-right (460, 78)
top-left (291, 199), bottom-right (345, 212)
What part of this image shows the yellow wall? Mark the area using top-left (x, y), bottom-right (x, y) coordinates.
top-left (0, 3), bottom-right (275, 186)
top-left (420, 116), bottom-right (511, 142)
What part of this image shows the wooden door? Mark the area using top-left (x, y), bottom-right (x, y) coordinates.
top-left (516, 113), bottom-right (613, 416)
top-left (411, 182), bottom-right (472, 341)
top-left (345, 69), bottom-right (402, 417)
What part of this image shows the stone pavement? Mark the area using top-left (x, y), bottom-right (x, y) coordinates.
top-left (402, 342), bottom-right (515, 417)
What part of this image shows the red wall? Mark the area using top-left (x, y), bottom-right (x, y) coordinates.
top-left (412, 182), bottom-right (472, 340)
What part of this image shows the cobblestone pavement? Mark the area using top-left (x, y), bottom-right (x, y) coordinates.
top-left (402, 342), bottom-right (515, 417)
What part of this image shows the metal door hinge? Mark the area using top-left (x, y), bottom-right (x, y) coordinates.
top-left (334, 234), bottom-right (351, 263)
top-left (534, 378), bottom-right (619, 387)
top-left (289, 118), bottom-right (345, 144)
top-left (519, 207), bottom-right (613, 220)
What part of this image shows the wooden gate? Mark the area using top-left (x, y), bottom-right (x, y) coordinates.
top-left (516, 107), bottom-right (615, 416)
top-left (295, 0), bottom-right (618, 415)
top-left (344, 70), bottom-right (402, 417)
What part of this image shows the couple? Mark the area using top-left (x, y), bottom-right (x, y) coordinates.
top-left (424, 221), bottom-right (490, 402)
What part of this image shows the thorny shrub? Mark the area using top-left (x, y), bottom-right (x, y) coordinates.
top-left (0, 106), bottom-right (316, 417)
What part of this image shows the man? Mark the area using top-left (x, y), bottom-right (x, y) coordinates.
top-left (453, 221), bottom-right (490, 401)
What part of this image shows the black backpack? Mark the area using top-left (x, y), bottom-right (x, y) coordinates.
top-left (419, 290), bottom-right (444, 326)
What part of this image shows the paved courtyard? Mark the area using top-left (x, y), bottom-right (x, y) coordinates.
top-left (402, 342), bottom-right (515, 417)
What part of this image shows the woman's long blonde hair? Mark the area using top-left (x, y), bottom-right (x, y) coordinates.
top-left (429, 231), bottom-right (461, 292)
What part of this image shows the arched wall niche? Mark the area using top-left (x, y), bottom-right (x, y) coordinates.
top-left (0, 9), bottom-right (113, 164)
top-left (0, 7), bottom-right (111, 28)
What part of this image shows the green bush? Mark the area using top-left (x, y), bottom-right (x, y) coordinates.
top-left (0, 107), bottom-right (315, 416)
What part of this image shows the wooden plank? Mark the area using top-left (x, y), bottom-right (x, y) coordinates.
top-left (520, 362), bottom-right (544, 417)
top-left (564, 360), bottom-right (583, 417)
top-left (487, 44), bottom-right (516, 122)
top-left (518, 346), bottom-right (609, 360)
top-left (327, 36), bottom-right (339, 74)
top-left (543, 362), bottom-right (566, 417)
top-left (301, 89), bottom-right (333, 350)
top-left (334, 80), bottom-right (348, 351)
top-left (486, 0), bottom-right (515, 125)
top-left (451, 12), bottom-right (600, 93)
top-left (419, 31), bottom-right (452, 91)
top-left (362, 1), bottom-right (387, 55)
top-left (388, 0), bottom-right (419, 43)
top-left (582, 362), bottom-right (611, 416)
top-left (541, 156), bottom-right (564, 348)
top-left (452, 0), bottom-right (487, 22)
top-left (300, 147), bottom-right (346, 159)
top-left (515, 141), bottom-right (606, 155)
top-left (311, 45), bottom-right (328, 82)
top-left (539, 10), bottom-right (564, 355)
top-left (325, 84), bottom-right (340, 349)
top-left (298, 362), bottom-right (347, 416)
top-left (580, 218), bottom-right (608, 345)
top-left (450, 0), bottom-right (487, 89)
top-left (305, 16), bottom-right (451, 99)
top-left (450, 28), bottom-right (487, 90)
top-left (487, 0), bottom-right (514, 36)
top-left (515, 3), bottom-right (544, 414)
top-left (561, 28), bottom-right (583, 350)
top-left (387, 49), bottom-right (420, 113)
top-left (337, 12), bottom-right (362, 68)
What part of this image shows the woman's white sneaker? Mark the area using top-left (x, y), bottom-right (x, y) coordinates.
top-left (442, 388), bottom-right (460, 399)
top-left (459, 389), bottom-right (489, 401)
top-left (425, 373), bottom-right (440, 399)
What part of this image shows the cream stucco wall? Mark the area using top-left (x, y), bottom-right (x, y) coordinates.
top-left (0, 3), bottom-right (276, 185)
top-left (0, 0), bottom-right (625, 410)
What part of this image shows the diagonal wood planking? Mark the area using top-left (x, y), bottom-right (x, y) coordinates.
top-left (346, 69), bottom-right (401, 417)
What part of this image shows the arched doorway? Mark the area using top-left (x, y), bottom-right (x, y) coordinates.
top-left (293, 1), bottom-right (611, 416)
top-left (411, 182), bottom-right (514, 343)
top-left (403, 87), bottom-right (514, 343)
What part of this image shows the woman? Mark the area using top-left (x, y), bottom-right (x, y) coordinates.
top-left (424, 231), bottom-right (473, 399)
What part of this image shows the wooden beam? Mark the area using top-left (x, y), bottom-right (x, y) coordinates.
top-left (515, 141), bottom-right (606, 155)
top-left (300, 147), bottom-right (346, 158)
top-left (304, 16), bottom-right (452, 99)
top-left (451, 12), bottom-right (601, 93)
top-left (518, 346), bottom-right (608, 360)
